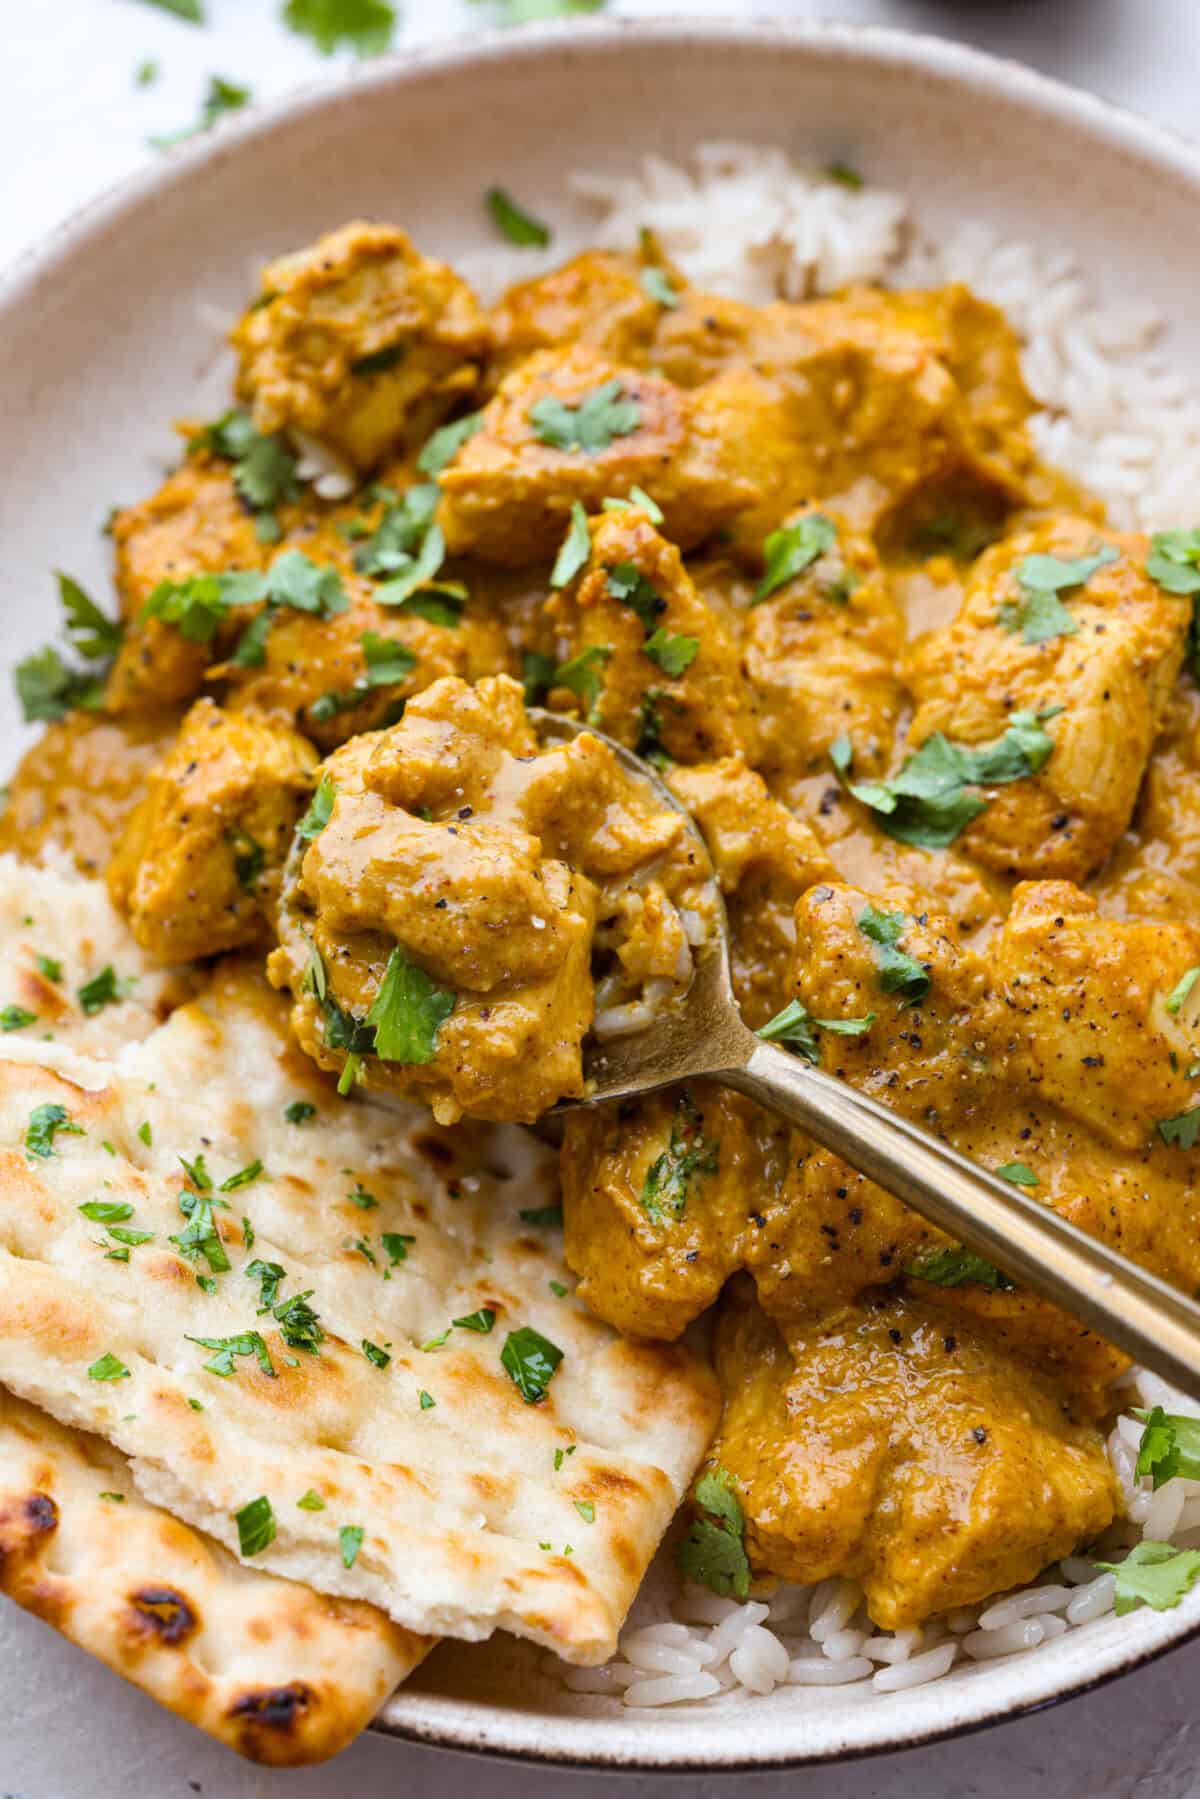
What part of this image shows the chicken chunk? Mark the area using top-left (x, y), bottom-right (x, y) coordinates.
top-left (542, 507), bottom-right (748, 764)
top-left (487, 246), bottom-right (679, 387)
top-left (270, 675), bottom-right (713, 1124)
top-left (231, 223), bottom-right (488, 472)
top-left (710, 1281), bottom-right (1118, 1629)
top-left (437, 346), bottom-right (756, 565)
top-left (108, 698), bottom-right (316, 963)
top-left (905, 516), bottom-right (1189, 880)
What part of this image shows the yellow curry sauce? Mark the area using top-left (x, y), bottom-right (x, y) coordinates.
top-left (8, 219), bottom-right (1200, 1630)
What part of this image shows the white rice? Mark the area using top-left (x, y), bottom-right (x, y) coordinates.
top-left (546, 142), bottom-right (1200, 1710)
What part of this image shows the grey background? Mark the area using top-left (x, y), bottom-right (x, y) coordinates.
top-left (4, 2), bottom-right (1200, 1795)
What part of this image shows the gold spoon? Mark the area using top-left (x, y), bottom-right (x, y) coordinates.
top-left (536, 711), bottom-right (1200, 1402)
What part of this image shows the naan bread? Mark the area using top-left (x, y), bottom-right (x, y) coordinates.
top-left (0, 1389), bottom-right (426, 1764)
top-left (0, 962), bottom-right (717, 1661)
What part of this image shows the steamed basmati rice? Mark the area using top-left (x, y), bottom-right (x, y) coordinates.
top-left (539, 143), bottom-right (1200, 1710)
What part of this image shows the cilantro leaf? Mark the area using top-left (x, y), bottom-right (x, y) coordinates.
top-left (339, 1523), bottom-right (366, 1567)
top-left (640, 1090), bottom-right (718, 1224)
top-left (606, 561), bottom-right (665, 632)
top-left (190, 407), bottom-right (298, 522)
top-left (640, 268), bottom-right (680, 309)
top-left (642, 629), bottom-right (699, 677)
top-left (1166, 966), bottom-right (1200, 1015)
top-left (1000, 546), bottom-right (1119, 644)
top-left (362, 1339), bottom-right (391, 1369)
top-left (79, 1200), bottom-right (134, 1224)
top-left (88, 1353), bottom-right (131, 1382)
top-left (187, 1331), bottom-right (274, 1379)
top-left (136, 0), bottom-right (204, 18)
top-left (246, 1259), bottom-right (286, 1312)
top-left (831, 711), bottom-right (1057, 850)
top-left (674, 1466), bottom-right (750, 1600)
top-left (57, 574), bottom-right (123, 660)
top-left (296, 774), bottom-right (337, 842)
top-left (1147, 529), bottom-right (1200, 596)
top-left (78, 966), bottom-right (121, 1015)
top-left (141, 569), bottom-right (266, 644)
top-left (235, 1495), bottom-right (276, 1557)
top-left (419, 1389), bottom-right (436, 1409)
top-left (554, 644), bottom-right (611, 722)
top-left (857, 906), bottom-right (930, 1005)
top-left (284, 1100), bottom-right (317, 1126)
top-left (602, 485), bottom-right (664, 524)
top-left (1159, 1107), bottom-right (1200, 1149)
top-left (366, 945), bottom-right (455, 1065)
top-left (170, 1192), bottom-right (231, 1276)
top-left (754, 513), bottom-right (838, 603)
top-left (452, 1307), bottom-right (496, 1334)
top-left (218, 1159), bottom-right (263, 1193)
top-left (283, 0), bottom-right (397, 56)
top-left (485, 186), bottom-right (552, 248)
top-left (550, 502), bottom-right (591, 589)
top-left (151, 75), bottom-right (252, 150)
top-left (417, 412), bottom-right (483, 477)
top-left (520, 650), bottom-right (557, 706)
top-left (1134, 1405), bottom-right (1200, 1489)
top-left (26, 1104), bottom-right (84, 1159)
top-left (529, 380), bottom-right (641, 454)
top-left (472, 0), bottom-right (606, 21)
top-left (756, 998), bottom-right (874, 1064)
top-left (0, 1006), bottom-right (36, 1033)
top-left (906, 1247), bottom-right (1014, 1291)
top-left (501, 1326), bottom-right (563, 1405)
top-left (297, 1489), bottom-right (326, 1511)
top-left (996, 1161), bottom-right (1039, 1186)
top-left (14, 646), bottom-right (105, 724)
top-left (1095, 1540), bottom-right (1200, 1615)
top-left (266, 550), bottom-right (349, 616)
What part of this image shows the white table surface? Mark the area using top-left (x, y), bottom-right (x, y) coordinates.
top-left (4, 2), bottom-right (1200, 1795)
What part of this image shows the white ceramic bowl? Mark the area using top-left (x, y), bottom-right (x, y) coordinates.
top-left (3, 16), bottom-right (1200, 1771)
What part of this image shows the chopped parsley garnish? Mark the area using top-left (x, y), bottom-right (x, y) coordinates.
top-left (362, 1339), bottom-right (391, 1369)
top-left (297, 775), bottom-right (337, 841)
top-left (231, 551), bottom-right (351, 666)
top-left (1094, 1540), bottom-right (1200, 1615)
top-left (452, 1308), bottom-right (496, 1334)
top-left (574, 1499), bottom-right (596, 1524)
top-left (1147, 529), bottom-right (1200, 597)
top-left (339, 1523), bottom-right (366, 1568)
top-left (35, 955), bottom-right (62, 984)
top-left (419, 1389), bottom-right (436, 1409)
top-left (550, 502), bottom-right (592, 589)
top-left (107, 1227), bottom-right (154, 1249)
top-left (140, 569), bottom-right (265, 644)
top-left (529, 380), bottom-right (641, 454)
top-left (283, 0), bottom-right (396, 54)
top-left (519, 1205), bottom-right (564, 1229)
top-left (674, 1466), bottom-right (750, 1600)
top-left (640, 1090), bottom-right (718, 1224)
top-left (606, 561), bottom-right (665, 630)
top-left (0, 1006), bottom-right (35, 1032)
top-left (485, 186), bottom-right (552, 248)
top-left (366, 945), bottom-right (455, 1065)
top-left (285, 1100), bottom-right (317, 1125)
top-left (1158, 1107), bottom-right (1200, 1149)
top-left (170, 1192), bottom-right (231, 1276)
top-left (189, 407), bottom-right (299, 531)
top-left (1000, 546), bottom-right (1119, 644)
top-left (273, 1290), bottom-right (324, 1355)
top-left (78, 966), bottom-right (121, 1015)
top-left (1134, 1405), bottom-right (1200, 1489)
top-left (356, 482), bottom-right (438, 576)
top-left (219, 1159), bottom-right (264, 1192)
top-left (151, 75), bottom-right (252, 151)
top-left (235, 1495), bottom-right (276, 1558)
top-left (26, 1104), bottom-right (84, 1159)
top-left (246, 1258), bottom-right (286, 1312)
top-left (418, 412), bottom-right (483, 477)
top-left (906, 1247), bottom-right (1014, 1291)
top-left (187, 1331), bottom-right (275, 1379)
top-left (754, 513), bottom-right (838, 603)
top-left (857, 907), bottom-right (930, 1005)
top-left (642, 629), bottom-right (699, 677)
top-left (831, 710), bottom-right (1058, 850)
top-left (13, 574), bottom-right (124, 723)
top-left (554, 645), bottom-right (611, 722)
top-left (501, 1326), bottom-right (563, 1405)
top-left (349, 1185), bottom-right (379, 1211)
top-left (996, 1161), bottom-right (1039, 1187)
top-left (88, 1353), bottom-right (131, 1383)
top-left (755, 998), bottom-right (875, 1064)
top-left (640, 268), bottom-right (680, 309)
top-left (1166, 967), bottom-right (1200, 1016)
top-left (382, 1232), bottom-right (414, 1264)
top-left (179, 1152), bottom-right (212, 1190)
top-left (79, 1200), bottom-right (135, 1224)
top-left (297, 1489), bottom-right (326, 1511)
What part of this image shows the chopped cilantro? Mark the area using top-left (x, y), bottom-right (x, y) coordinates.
top-left (1147, 529), bottom-right (1200, 596)
top-left (1134, 1405), bottom-right (1200, 1490)
top-left (297, 1489), bottom-right (326, 1511)
top-left (452, 1307), bottom-right (496, 1334)
top-left (756, 998), bottom-right (875, 1064)
top-left (549, 1279), bottom-right (568, 1298)
top-left (13, 573), bottom-right (123, 723)
top-left (99, 1491), bottom-right (126, 1503)
top-left (296, 774), bottom-right (337, 841)
top-left (362, 1338), bottom-right (391, 1369)
top-left (642, 629), bottom-right (699, 677)
top-left (380, 1234), bottom-right (414, 1267)
top-left (640, 1091), bottom-right (718, 1224)
top-left (754, 513), bottom-right (837, 603)
top-left (529, 380), bottom-right (641, 454)
top-left (35, 955), bottom-right (62, 984)
top-left (0, 1006), bottom-right (36, 1033)
top-left (179, 1152), bottom-right (212, 1191)
top-left (553, 644), bottom-right (611, 722)
top-left (137, 1120), bottom-right (152, 1146)
top-left (574, 1499), bottom-right (596, 1524)
top-left (141, 569), bottom-right (267, 644)
top-left (856, 906), bottom-right (930, 1006)
top-left (634, 689), bottom-right (672, 769)
top-left (187, 1331), bottom-right (275, 1379)
top-left (360, 630), bottom-right (418, 686)
top-left (26, 1104), bottom-right (84, 1160)
top-left (996, 1161), bottom-right (1039, 1187)
top-left (485, 186), bottom-right (551, 248)
top-left (283, 0), bottom-right (396, 53)
top-left (418, 412), bottom-right (483, 477)
top-left (219, 1159), bottom-right (264, 1193)
top-left (339, 1523), bottom-right (366, 1568)
top-left (826, 160), bottom-right (863, 189)
top-left (107, 1226), bottom-right (154, 1248)
top-left (366, 945), bottom-right (455, 1064)
top-left (284, 1100), bottom-right (317, 1125)
top-left (1159, 1108), bottom-right (1200, 1149)
top-left (229, 829), bottom-right (265, 891)
top-left (674, 1467), bottom-right (750, 1600)
top-left (58, 574), bottom-right (123, 660)
top-left (1000, 546), bottom-right (1119, 644)
top-left (351, 344), bottom-right (405, 377)
top-left (273, 1291), bottom-right (324, 1355)
top-left (349, 1185), bottom-right (379, 1211)
top-left (136, 0), bottom-right (204, 18)
top-left (831, 710), bottom-right (1058, 850)
top-left (501, 1325), bottom-right (563, 1405)
top-left (520, 650), bottom-right (557, 706)
top-left (135, 58), bottom-right (160, 86)
top-left (189, 408), bottom-right (299, 525)
top-left (170, 1192), bottom-right (231, 1276)
top-left (87, 1353), bottom-right (131, 1383)
top-left (906, 1247), bottom-right (1014, 1291)
top-left (419, 1389), bottom-right (436, 1409)
top-left (78, 966), bottom-right (120, 1015)
top-left (235, 1495), bottom-right (276, 1558)
top-left (550, 502), bottom-right (592, 589)
top-left (519, 1205), bottom-right (563, 1229)
top-left (1166, 967), bottom-right (1200, 1016)
top-left (246, 1258), bottom-right (286, 1312)
top-left (79, 1200), bottom-right (135, 1224)
top-left (151, 75), bottom-right (252, 150)
top-left (640, 268), bottom-right (680, 309)
top-left (606, 561), bottom-right (665, 630)
top-left (1095, 1540), bottom-right (1200, 1615)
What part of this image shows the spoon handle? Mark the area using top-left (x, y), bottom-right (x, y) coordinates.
top-left (725, 1038), bottom-right (1200, 1403)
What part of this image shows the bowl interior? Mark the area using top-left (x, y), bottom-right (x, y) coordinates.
top-left (2, 17), bottom-right (1199, 1769)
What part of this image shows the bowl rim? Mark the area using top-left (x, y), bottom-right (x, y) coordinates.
top-left (5, 10), bottom-right (1200, 1773)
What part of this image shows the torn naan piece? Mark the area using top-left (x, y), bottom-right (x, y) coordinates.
top-left (0, 963), bottom-right (717, 1661)
top-left (0, 851), bottom-right (195, 1056)
top-left (0, 1388), bottom-right (426, 1765)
